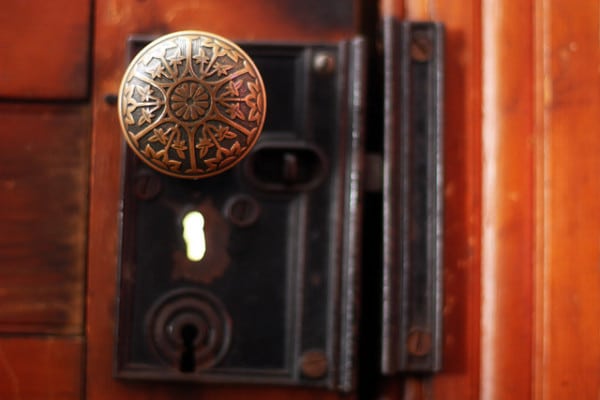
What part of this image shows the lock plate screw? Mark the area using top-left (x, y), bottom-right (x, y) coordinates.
top-left (313, 52), bottom-right (336, 74)
top-left (300, 350), bottom-right (329, 379)
top-left (224, 194), bottom-right (260, 227)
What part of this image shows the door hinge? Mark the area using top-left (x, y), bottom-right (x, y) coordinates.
top-left (381, 20), bottom-right (445, 374)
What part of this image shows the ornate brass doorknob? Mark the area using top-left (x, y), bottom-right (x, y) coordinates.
top-left (118, 31), bottom-right (266, 179)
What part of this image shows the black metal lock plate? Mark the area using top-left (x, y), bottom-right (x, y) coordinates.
top-left (115, 39), bottom-right (365, 391)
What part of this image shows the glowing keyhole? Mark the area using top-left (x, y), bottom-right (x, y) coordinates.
top-left (182, 211), bottom-right (207, 262)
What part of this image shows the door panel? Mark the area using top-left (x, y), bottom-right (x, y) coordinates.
top-left (479, 1), bottom-right (600, 399)
top-left (0, 338), bottom-right (83, 400)
top-left (0, 1), bottom-right (91, 99)
top-left (480, 1), bottom-right (535, 399)
top-left (0, 104), bottom-right (89, 335)
top-left (0, 103), bottom-right (89, 397)
top-left (538, 2), bottom-right (600, 398)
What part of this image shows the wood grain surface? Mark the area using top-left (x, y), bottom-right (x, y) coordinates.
top-left (537, 1), bottom-right (600, 398)
top-left (0, 338), bottom-right (83, 400)
top-left (0, 0), bottom-right (90, 99)
top-left (480, 1), bottom-right (535, 398)
top-left (0, 104), bottom-right (89, 335)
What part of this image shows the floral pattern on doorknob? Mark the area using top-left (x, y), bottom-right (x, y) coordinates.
top-left (118, 31), bottom-right (266, 179)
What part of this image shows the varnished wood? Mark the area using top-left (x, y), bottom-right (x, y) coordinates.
top-left (0, 104), bottom-right (89, 335)
top-left (404, 0), bottom-right (429, 20)
top-left (0, 338), bottom-right (83, 400)
top-left (537, 1), bottom-right (600, 398)
top-left (87, 1), bottom-right (359, 398)
top-left (480, 1), bottom-right (535, 398)
top-left (421, 3), bottom-right (483, 398)
top-left (0, 1), bottom-right (90, 99)
top-left (380, 0), bottom-right (404, 19)
top-left (391, 1), bottom-right (600, 400)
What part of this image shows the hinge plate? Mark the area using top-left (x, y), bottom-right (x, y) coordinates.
top-left (382, 20), bottom-right (445, 374)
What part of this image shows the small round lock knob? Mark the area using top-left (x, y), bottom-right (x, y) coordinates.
top-left (118, 31), bottom-right (266, 179)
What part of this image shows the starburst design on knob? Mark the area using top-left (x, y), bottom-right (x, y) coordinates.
top-left (169, 82), bottom-right (210, 121)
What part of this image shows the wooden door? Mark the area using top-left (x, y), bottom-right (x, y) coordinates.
top-left (1, 1), bottom-right (599, 399)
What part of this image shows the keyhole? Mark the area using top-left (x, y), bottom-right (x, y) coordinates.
top-left (179, 324), bottom-right (198, 373)
top-left (182, 211), bottom-right (206, 261)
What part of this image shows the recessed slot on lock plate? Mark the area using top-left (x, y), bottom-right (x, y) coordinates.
top-left (115, 38), bottom-right (365, 392)
top-left (245, 143), bottom-right (327, 192)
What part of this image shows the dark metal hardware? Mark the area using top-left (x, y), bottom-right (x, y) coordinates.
top-left (244, 143), bottom-right (327, 192)
top-left (223, 194), bottom-right (261, 227)
top-left (312, 51), bottom-right (336, 75)
top-left (364, 153), bottom-right (383, 192)
top-left (381, 20), bottom-right (445, 374)
top-left (115, 20), bottom-right (445, 389)
top-left (115, 38), bottom-right (365, 392)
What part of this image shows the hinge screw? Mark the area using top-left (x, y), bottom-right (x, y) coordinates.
top-left (224, 194), bottom-right (260, 227)
top-left (406, 329), bottom-right (432, 357)
top-left (410, 34), bottom-right (433, 62)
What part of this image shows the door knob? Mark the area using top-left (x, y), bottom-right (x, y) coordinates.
top-left (117, 31), bottom-right (266, 179)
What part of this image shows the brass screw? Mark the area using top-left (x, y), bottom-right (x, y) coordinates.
top-left (410, 35), bottom-right (433, 62)
top-left (406, 329), bottom-right (432, 357)
top-left (300, 350), bottom-right (328, 379)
